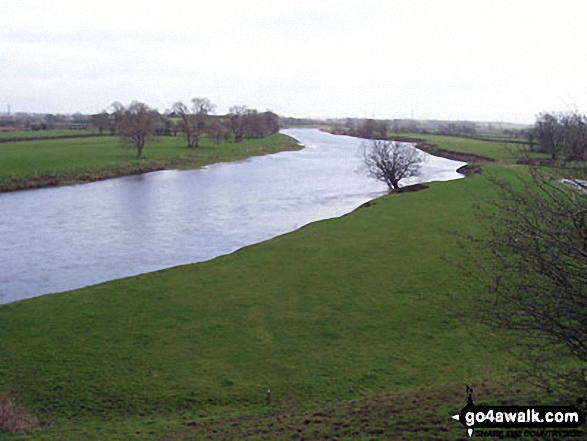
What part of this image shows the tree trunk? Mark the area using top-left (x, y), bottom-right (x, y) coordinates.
top-left (137, 140), bottom-right (144, 159)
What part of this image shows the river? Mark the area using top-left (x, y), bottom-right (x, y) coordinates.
top-left (0, 129), bottom-right (465, 303)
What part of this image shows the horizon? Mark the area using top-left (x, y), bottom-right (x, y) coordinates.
top-left (2, 0), bottom-right (587, 125)
top-left (0, 108), bottom-right (532, 128)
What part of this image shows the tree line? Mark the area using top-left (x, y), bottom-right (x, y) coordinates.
top-left (332, 112), bottom-right (587, 162)
top-left (91, 99), bottom-right (281, 158)
top-left (531, 111), bottom-right (587, 160)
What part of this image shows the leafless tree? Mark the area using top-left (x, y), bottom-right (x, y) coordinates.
top-left (173, 98), bottom-right (215, 148)
top-left (207, 116), bottom-right (227, 145)
top-left (463, 165), bottom-right (587, 397)
top-left (533, 111), bottom-right (587, 161)
top-left (358, 119), bottom-right (378, 139)
top-left (241, 110), bottom-right (280, 139)
top-left (534, 113), bottom-right (566, 160)
top-left (191, 97), bottom-right (215, 148)
top-left (262, 111), bottom-right (281, 136)
top-left (90, 112), bottom-right (110, 135)
top-left (229, 105), bottom-right (248, 143)
top-left (111, 101), bottom-right (158, 159)
top-left (362, 140), bottom-right (424, 191)
top-left (172, 101), bottom-right (196, 148)
top-left (243, 109), bottom-right (261, 139)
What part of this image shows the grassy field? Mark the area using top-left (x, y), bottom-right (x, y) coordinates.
top-left (0, 129), bottom-right (100, 139)
top-left (0, 133), bottom-right (580, 439)
top-left (401, 133), bottom-right (536, 162)
top-left (0, 134), bottom-right (302, 192)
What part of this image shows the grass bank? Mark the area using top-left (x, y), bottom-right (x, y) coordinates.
top-left (391, 133), bottom-right (540, 163)
top-left (0, 134), bottom-right (301, 192)
top-left (0, 133), bottom-right (578, 439)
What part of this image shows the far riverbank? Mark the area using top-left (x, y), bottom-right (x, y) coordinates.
top-left (0, 133), bottom-right (302, 193)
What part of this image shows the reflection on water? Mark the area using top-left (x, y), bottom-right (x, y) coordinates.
top-left (0, 129), bottom-right (465, 303)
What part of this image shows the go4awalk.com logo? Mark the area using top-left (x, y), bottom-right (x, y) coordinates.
top-left (451, 386), bottom-right (586, 438)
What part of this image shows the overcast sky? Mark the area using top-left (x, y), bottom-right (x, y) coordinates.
top-left (1, 0), bottom-right (586, 124)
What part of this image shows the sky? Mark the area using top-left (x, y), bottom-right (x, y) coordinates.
top-left (1, 0), bottom-right (587, 124)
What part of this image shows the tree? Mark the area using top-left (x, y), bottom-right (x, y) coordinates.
top-left (262, 111), bottom-right (281, 136)
top-left (173, 101), bottom-right (196, 148)
top-left (207, 116), bottom-right (227, 144)
top-left (362, 139), bottom-right (424, 191)
top-left (559, 111), bottom-right (587, 160)
top-left (191, 97), bottom-right (215, 148)
top-left (229, 105), bottom-right (248, 142)
top-left (111, 101), bottom-right (158, 159)
top-left (532, 111), bottom-right (587, 161)
top-left (358, 119), bottom-right (378, 139)
top-left (464, 165), bottom-right (587, 397)
top-left (534, 113), bottom-right (565, 160)
top-left (243, 109), bottom-right (261, 139)
top-left (173, 98), bottom-right (215, 148)
top-left (90, 112), bottom-right (110, 135)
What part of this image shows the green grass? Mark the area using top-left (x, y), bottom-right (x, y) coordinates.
top-left (0, 134), bottom-right (579, 439)
top-left (166, 376), bottom-right (549, 440)
top-left (397, 132), bottom-right (546, 162)
top-left (475, 131), bottom-right (529, 142)
top-left (0, 134), bottom-right (301, 191)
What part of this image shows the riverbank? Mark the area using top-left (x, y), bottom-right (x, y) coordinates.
top-left (0, 134), bottom-right (302, 192)
top-left (325, 128), bottom-right (521, 163)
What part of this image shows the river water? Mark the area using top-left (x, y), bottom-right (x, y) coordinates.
top-left (0, 129), bottom-right (465, 304)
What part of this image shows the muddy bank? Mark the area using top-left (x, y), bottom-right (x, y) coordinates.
top-left (412, 142), bottom-right (494, 163)
top-left (0, 163), bottom-right (170, 193)
top-left (324, 128), bottom-right (494, 164)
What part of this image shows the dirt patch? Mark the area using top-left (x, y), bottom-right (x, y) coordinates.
top-left (352, 200), bottom-right (376, 212)
top-left (0, 396), bottom-right (39, 433)
top-left (351, 184), bottom-right (429, 212)
top-left (392, 183), bottom-right (429, 193)
top-left (456, 164), bottom-right (483, 176)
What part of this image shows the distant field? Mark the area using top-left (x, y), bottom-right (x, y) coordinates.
top-left (0, 134), bottom-right (302, 191)
top-left (398, 132), bottom-right (545, 162)
top-left (0, 129), bottom-right (100, 139)
top-left (474, 131), bottom-right (529, 142)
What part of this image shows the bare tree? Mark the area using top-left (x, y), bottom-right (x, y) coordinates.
top-left (532, 111), bottom-right (587, 161)
top-left (243, 109), bottom-right (261, 139)
top-left (362, 140), bottom-right (424, 191)
top-left (173, 98), bottom-right (215, 148)
top-left (534, 113), bottom-right (565, 160)
top-left (463, 165), bottom-right (587, 397)
top-left (172, 101), bottom-right (196, 148)
top-left (191, 97), bottom-right (215, 148)
top-left (90, 112), bottom-right (110, 135)
top-left (229, 105), bottom-right (248, 143)
top-left (111, 101), bottom-right (158, 159)
top-left (207, 116), bottom-right (227, 144)
top-left (358, 119), bottom-right (378, 139)
top-left (261, 111), bottom-right (281, 136)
